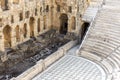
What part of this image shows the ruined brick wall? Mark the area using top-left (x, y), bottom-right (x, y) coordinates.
top-left (0, 0), bottom-right (89, 51)
top-left (0, 0), bottom-right (52, 51)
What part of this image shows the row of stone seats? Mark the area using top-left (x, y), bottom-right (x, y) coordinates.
top-left (82, 0), bottom-right (104, 22)
top-left (79, 0), bottom-right (120, 79)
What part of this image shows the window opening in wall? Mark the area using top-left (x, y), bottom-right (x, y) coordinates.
top-left (40, 7), bottom-right (42, 15)
top-left (23, 23), bottom-right (27, 38)
top-left (37, 18), bottom-right (40, 32)
top-left (46, 5), bottom-right (49, 12)
top-left (35, 8), bottom-right (38, 16)
top-left (43, 16), bottom-right (46, 30)
top-left (19, 12), bottom-right (23, 21)
top-left (29, 17), bottom-right (35, 38)
top-left (15, 25), bottom-right (20, 42)
top-left (68, 6), bottom-right (72, 13)
top-left (57, 5), bottom-right (60, 12)
top-left (11, 15), bottom-right (14, 23)
top-left (0, 18), bottom-right (2, 27)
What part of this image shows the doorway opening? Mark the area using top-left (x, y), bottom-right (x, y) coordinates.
top-left (15, 25), bottom-right (20, 42)
top-left (3, 25), bottom-right (12, 48)
top-left (59, 14), bottom-right (68, 35)
top-left (29, 17), bottom-right (35, 38)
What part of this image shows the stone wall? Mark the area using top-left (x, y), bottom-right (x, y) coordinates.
top-left (0, 0), bottom-right (89, 51)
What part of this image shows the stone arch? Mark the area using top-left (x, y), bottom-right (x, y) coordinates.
top-left (3, 25), bottom-right (12, 48)
top-left (23, 23), bottom-right (27, 38)
top-left (37, 18), bottom-right (40, 33)
top-left (29, 17), bottom-right (35, 38)
top-left (15, 25), bottom-right (20, 42)
top-left (71, 16), bottom-right (76, 30)
top-left (59, 13), bottom-right (68, 35)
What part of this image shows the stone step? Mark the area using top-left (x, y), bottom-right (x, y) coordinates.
top-left (107, 56), bottom-right (120, 71)
top-left (80, 50), bottom-right (102, 61)
top-left (101, 59), bottom-right (114, 73)
top-left (83, 41), bottom-right (113, 55)
top-left (87, 38), bottom-right (117, 50)
top-left (82, 45), bottom-right (110, 58)
top-left (89, 32), bottom-right (120, 44)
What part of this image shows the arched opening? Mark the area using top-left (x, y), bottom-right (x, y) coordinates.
top-left (37, 18), bottom-right (40, 33)
top-left (81, 22), bottom-right (90, 41)
top-left (29, 17), bottom-right (35, 38)
top-left (43, 16), bottom-right (47, 30)
top-left (59, 14), bottom-right (68, 35)
top-left (71, 16), bottom-right (76, 30)
top-left (23, 23), bottom-right (27, 38)
top-left (19, 12), bottom-right (23, 21)
top-left (3, 25), bottom-right (12, 48)
top-left (15, 25), bottom-right (20, 42)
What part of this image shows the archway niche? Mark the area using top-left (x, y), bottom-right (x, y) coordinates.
top-left (59, 13), bottom-right (68, 35)
top-left (81, 22), bottom-right (90, 41)
top-left (37, 18), bottom-right (40, 33)
top-left (15, 25), bottom-right (20, 42)
top-left (23, 23), bottom-right (27, 38)
top-left (3, 25), bottom-right (12, 48)
top-left (29, 17), bottom-right (35, 38)
top-left (71, 16), bottom-right (76, 30)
